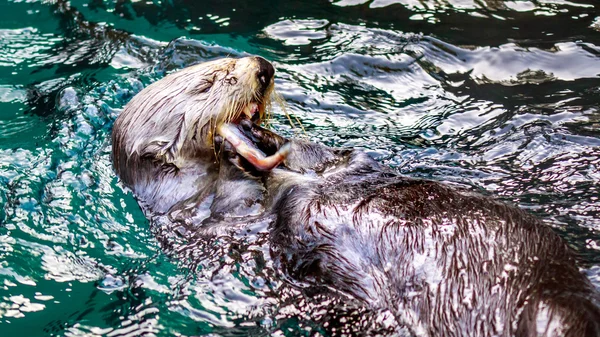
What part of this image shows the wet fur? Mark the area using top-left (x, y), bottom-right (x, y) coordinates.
top-left (227, 122), bottom-right (600, 337)
top-left (112, 57), bottom-right (600, 336)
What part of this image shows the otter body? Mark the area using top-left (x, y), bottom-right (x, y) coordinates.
top-left (112, 57), bottom-right (600, 336)
top-left (215, 122), bottom-right (600, 337)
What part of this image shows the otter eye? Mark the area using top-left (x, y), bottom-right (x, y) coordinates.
top-left (226, 77), bottom-right (238, 85)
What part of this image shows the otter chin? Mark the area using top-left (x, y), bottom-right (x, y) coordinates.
top-left (111, 56), bottom-right (288, 215)
top-left (112, 57), bottom-right (600, 336)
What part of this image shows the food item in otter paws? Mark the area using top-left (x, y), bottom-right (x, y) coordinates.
top-left (217, 123), bottom-right (290, 171)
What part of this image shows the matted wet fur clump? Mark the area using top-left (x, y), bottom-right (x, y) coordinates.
top-left (111, 56), bottom-right (600, 337)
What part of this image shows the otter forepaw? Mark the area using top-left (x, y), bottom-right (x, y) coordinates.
top-left (239, 119), bottom-right (287, 155)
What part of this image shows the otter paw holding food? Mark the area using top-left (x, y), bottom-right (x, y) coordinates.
top-left (216, 122), bottom-right (290, 171)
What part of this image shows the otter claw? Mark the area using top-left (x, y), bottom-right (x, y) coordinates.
top-left (217, 123), bottom-right (289, 171)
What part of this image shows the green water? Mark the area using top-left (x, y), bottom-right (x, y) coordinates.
top-left (1, 0), bottom-right (600, 336)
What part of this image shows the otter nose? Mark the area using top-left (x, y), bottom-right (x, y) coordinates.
top-left (255, 56), bottom-right (274, 94)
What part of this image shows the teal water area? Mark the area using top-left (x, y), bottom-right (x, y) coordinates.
top-left (1, 0), bottom-right (600, 336)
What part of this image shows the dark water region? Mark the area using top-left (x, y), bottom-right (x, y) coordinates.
top-left (1, 0), bottom-right (600, 335)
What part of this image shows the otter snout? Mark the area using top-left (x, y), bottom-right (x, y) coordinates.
top-left (255, 56), bottom-right (275, 95)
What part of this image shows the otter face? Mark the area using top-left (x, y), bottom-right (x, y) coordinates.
top-left (190, 56), bottom-right (275, 126)
top-left (112, 56), bottom-right (276, 188)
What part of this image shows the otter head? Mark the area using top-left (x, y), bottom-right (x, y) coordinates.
top-left (111, 56), bottom-right (277, 212)
top-left (112, 56), bottom-right (275, 185)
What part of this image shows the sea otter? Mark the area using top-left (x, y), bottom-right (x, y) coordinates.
top-left (112, 57), bottom-right (600, 336)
